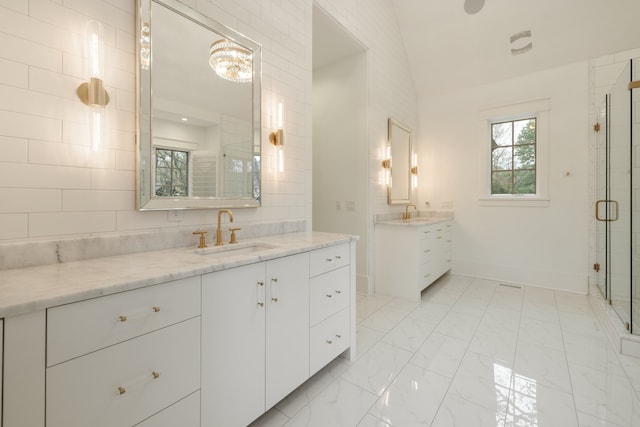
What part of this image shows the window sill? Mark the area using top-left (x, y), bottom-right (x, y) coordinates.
top-left (478, 197), bottom-right (550, 207)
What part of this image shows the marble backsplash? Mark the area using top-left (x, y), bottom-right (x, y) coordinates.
top-left (0, 219), bottom-right (306, 271)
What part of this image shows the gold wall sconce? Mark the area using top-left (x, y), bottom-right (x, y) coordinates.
top-left (269, 102), bottom-right (284, 147)
top-left (77, 20), bottom-right (109, 151)
top-left (270, 102), bottom-right (284, 172)
top-left (411, 153), bottom-right (418, 188)
top-left (381, 144), bottom-right (391, 185)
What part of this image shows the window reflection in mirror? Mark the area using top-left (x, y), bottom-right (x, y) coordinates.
top-left (136, 0), bottom-right (261, 210)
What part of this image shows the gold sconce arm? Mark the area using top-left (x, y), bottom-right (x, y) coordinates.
top-left (269, 129), bottom-right (283, 146)
top-left (77, 77), bottom-right (110, 107)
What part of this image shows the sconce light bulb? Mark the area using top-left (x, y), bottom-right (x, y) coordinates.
top-left (277, 147), bottom-right (284, 173)
top-left (91, 109), bottom-right (104, 152)
top-left (86, 20), bottom-right (105, 79)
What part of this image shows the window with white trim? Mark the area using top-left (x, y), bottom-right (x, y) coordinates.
top-left (478, 98), bottom-right (549, 207)
top-left (491, 118), bottom-right (536, 195)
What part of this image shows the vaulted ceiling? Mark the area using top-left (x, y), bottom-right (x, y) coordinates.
top-left (390, 0), bottom-right (640, 97)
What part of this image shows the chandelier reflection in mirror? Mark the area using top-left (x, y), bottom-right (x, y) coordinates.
top-left (209, 39), bottom-right (253, 83)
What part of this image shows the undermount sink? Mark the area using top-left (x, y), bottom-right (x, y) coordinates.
top-left (194, 241), bottom-right (279, 257)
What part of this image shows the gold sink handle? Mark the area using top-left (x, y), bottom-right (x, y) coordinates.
top-left (192, 230), bottom-right (208, 248)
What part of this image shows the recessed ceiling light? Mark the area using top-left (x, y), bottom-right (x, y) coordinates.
top-left (181, 117), bottom-right (188, 121)
top-left (464, 0), bottom-right (485, 15)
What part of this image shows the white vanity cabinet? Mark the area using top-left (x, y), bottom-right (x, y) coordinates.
top-left (201, 252), bottom-right (310, 427)
top-left (45, 277), bottom-right (201, 427)
top-left (309, 244), bottom-right (351, 375)
top-left (0, 318), bottom-right (3, 427)
top-left (0, 233), bottom-right (356, 427)
top-left (375, 220), bottom-right (453, 301)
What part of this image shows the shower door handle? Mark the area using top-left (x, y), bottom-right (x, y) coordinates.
top-left (595, 199), bottom-right (619, 222)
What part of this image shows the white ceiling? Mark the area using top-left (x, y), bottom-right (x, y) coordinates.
top-left (390, 0), bottom-right (640, 97)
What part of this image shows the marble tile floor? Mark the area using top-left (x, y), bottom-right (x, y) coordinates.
top-left (250, 274), bottom-right (640, 427)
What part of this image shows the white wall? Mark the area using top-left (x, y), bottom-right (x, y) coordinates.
top-left (418, 62), bottom-right (590, 293)
top-left (313, 52), bottom-right (368, 292)
top-left (0, 0), bottom-right (417, 253)
top-left (0, 0), bottom-right (314, 242)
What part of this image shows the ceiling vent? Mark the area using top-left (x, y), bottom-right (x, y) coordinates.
top-left (510, 30), bottom-right (533, 55)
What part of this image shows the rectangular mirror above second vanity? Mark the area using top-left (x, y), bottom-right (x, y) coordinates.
top-left (136, 0), bottom-right (262, 210)
top-left (386, 118), bottom-right (414, 204)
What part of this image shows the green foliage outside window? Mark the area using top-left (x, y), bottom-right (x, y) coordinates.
top-left (155, 149), bottom-right (189, 196)
top-left (491, 118), bottom-right (536, 194)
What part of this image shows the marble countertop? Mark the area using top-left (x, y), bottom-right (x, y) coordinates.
top-left (0, 231), bottom-right (355, 318)
top-left (376, 217), bottom-right (452, 227)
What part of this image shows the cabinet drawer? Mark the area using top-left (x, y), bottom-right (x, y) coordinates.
top-left (47, 276), bottom-right (200, 366)
top-left (310, 266), bottom-right (350, 326)
top-left (310, 243), bottom-right (349, 277)
top-left (46, 317), bottom-right (200, 427)
top-left (135, 391), bottom-right (200, 427)
top-left (310, 308), bottom-right (350, 375)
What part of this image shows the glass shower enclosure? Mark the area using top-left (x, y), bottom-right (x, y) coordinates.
top-left (595, 58), bottom-right (639, 333)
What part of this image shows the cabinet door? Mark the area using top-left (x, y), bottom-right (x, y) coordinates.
top-left (202, 263), bottom-right (266, 427)
top-left (265, 253), bottom-right (310, 409)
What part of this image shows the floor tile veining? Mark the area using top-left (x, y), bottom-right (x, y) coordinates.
top-left (250, 275), bottom-right (640, 427)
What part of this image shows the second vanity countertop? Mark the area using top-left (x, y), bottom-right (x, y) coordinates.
top-left (376, 217), bottom-right (451, 227)
top-left (0, 231), bottom-right (355, 319)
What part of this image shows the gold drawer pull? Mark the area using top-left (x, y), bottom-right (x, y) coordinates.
top-left (326, 258), bottom-right (333, 262)
top-left (118, 315), bottom-right (127, 322)
top-left (335, 255), bottom-right (342, 260)
top-left (152, 371), bottom-right (160, 379)
top-left (326, 294), bottom-right (333, 298)
top-left (153, 306), bottom-right (161, 313)
top-left (118, 386), bottom-right (126, 395)
top-left (335, 290), bottom-right (342, 294)
top-left (326, 334), bottom-right (342, 345)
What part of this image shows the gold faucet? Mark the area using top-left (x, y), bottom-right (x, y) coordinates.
top-left (216, 209), bottom-right (234, 246)
top-left (403, 204), bottom-right (417, 220)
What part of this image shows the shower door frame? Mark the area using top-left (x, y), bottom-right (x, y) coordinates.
top-left (595, 59), bottom-right (636, 334)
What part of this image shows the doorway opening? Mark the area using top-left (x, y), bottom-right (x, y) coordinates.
top-left (312, 5), bottom-right (370, 293)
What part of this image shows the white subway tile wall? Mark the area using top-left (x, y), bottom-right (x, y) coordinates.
top-left (0, 0), bottom-right (418, 244)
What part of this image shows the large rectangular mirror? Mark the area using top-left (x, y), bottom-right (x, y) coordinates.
top-left (387, 118), bottom-right (413, 204)
top-left (136, 0), bottom-right (261, 210)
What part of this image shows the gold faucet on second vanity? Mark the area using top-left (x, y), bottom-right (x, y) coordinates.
top-left (403, 204), bottom-right (417, 220)
top-left (216, 209), bottom-right (234, 246)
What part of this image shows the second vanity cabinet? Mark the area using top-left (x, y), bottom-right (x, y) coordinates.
top-left (376, 220), bottom-right (453, 301)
